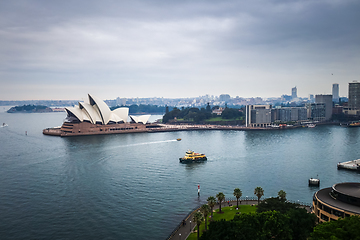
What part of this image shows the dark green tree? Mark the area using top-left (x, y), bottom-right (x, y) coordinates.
top-left (254, 187), bottom-right (264, 204)
top-left (207, 196), bottom-right (216, 220)
top-left (278, 190), bottom-right (287, 201)
top-left (201, 211), bottom-right (292, 240)
top-left (287, 208), bottom-right (316, 240)
top-left (233, 188), bottom-right (242, 209)
top-left (200, 204), bottom-right (211, 231)
top-left (221, 108), bottom-right (243, 119)
top-left (216, 192), bottom-right (225, 213)
top-left (257, 197), bottom-right (299, 214)
top-left (206, 102), bottom-right (211, 112)
top-left (193, 211), bottom-right (204, 240)
top-left (310, 215), bottom-right (360, 240)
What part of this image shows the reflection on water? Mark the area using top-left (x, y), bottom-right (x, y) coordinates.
top-left (2, 112), bottom-right (360, 239)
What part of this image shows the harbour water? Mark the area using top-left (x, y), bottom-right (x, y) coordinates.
top-left (1, 108), bottom-right (360, 239)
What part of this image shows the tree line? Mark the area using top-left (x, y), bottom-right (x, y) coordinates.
top-left (162, 103), bottom-right (244, 124)
top-left (190, 187), bottom-right (358, 240)
top-left (110, 104), bottom-right (166, 114)
top-left (7, 105), bottom-right (51, 113)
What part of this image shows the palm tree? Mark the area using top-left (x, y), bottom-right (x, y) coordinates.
top-left (207, 196), bottom-right (216, 220)
top-left (254, 186), bottom-right (264, 204)
top-left (200, 204), bottom-right (211, 231)
top-left (233, 188), bottom-right (242, 208)
top-left (278, 190), bottom-right (286, 201)
top-left (193, 211), bottom-right (204, 240)
top-left (216, 192), bottom-right (225, 213)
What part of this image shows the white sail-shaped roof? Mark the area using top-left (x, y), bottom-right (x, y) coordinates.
top-left (88, 94), bottom-right (111, 125)
top-left (65, 106), bottom-right (84, 122)
top-left (112, 107), bottom-right (129, 123)
top-left (109, 112), bottom-right (123, 123)
top-left (64, 94), bottom-right (151, 125)
top-left (79, 102), bottom-right (102, 124)
top-left (130, 115), bottom-right (150, 124)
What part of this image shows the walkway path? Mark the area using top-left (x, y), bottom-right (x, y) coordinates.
top-left (167, 199), bottom-right (311, 240)
top-left (167, 199), bottom-right (259, 240)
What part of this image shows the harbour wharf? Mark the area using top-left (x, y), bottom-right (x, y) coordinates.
top-left (337, 159), bottom-right (360, 171)
top-left (43, 123), bottom-right (282, 137)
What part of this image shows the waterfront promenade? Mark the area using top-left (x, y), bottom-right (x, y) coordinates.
top-left (166, 199), bottom-right (311, 240)
top-left (166, 199), bottom-right (257, 240)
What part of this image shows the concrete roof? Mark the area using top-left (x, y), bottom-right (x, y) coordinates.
top-left (333, 182), bottom-right (360, 199)
top-left (316, 187), bottom-right (360, 214)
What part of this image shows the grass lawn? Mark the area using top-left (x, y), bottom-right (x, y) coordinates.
top-left (186, 204), bottom-right (257, 240)
top-left (205, 117), bottom-right (243, 122)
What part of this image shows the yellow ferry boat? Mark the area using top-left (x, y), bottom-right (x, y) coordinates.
top-left (349, 121), bottom-right (360, 127)
top-left (179, 150), bottom-right (207, 163)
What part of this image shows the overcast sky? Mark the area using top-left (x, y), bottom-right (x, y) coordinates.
top-left (0, 0), bottom-right (359, 100)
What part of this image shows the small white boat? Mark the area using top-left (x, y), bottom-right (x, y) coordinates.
top-left (309, 178), bottom-right (320, 186)
top-left (307, 124), bottom-right (316, 128)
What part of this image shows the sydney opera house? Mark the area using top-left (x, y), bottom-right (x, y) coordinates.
top-left (43, 94), bottom-right (159, 137)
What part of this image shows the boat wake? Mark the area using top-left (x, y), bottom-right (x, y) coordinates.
top-left (113, 139), bottom-right (178, 149)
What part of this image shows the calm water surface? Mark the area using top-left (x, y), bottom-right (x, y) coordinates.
top-left (1, 109), bottom-right (360, 239)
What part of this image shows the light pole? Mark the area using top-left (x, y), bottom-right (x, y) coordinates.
top-left (179, 233), bottom-right (181, 240)
top-left (189, 220), bottom-right (191, 232)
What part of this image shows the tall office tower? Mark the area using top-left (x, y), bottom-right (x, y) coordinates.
top-left (348, 81), bottom-right (360, 112)
top-left (315, 94), bottom-right (333, 121)
top-left (309, 94), bottom-right (314, 102)
top-left (332, 83), bottom-right (339, 102)
top-left (291, 87), bottom-right (297, 99)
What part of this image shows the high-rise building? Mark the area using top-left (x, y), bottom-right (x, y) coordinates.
top-left (307, 103), bottom-right (326, 122)
top-left (219, 94), bottom-right (231, 102)
top-left (245, 105), bottom-right (272, 127)
top-left (348, 81), bottom-right (360, 112)
top-left (315, 95), bottom-right (333, 121)
top-left (291, 87), bottom-right (297, 99)
top-left (309, 94), bottom-right (314, 102)
top-left (332, 83), bottom-right (339, 102)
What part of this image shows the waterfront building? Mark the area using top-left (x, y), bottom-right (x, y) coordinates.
top-left (250, 105), bottom-right (309, 126)
top-left (332, 83), bottom-right (339, 103)
top-left (315, 94), bottom-right (333, 121)
top-left (307, 103), bottom-right (326, 122)
top-left (312, 182), bottom-right (360, 223)
top-left (43, 94), bottom-right (152, 137)
top-left (271, 107), bottom-right (308, 123)
top-left (344, 81), bottom-right (360, 115)
top-left (245, 105), bottom-right (272, 127)
top-left (212, 107), bottom-right (224, 116)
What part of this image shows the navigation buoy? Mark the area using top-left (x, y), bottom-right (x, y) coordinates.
top-left (198, 184), bottom-right (200, 196)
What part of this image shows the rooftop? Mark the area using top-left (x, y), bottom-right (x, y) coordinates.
top-left (316, 187), bottom-right (360, 214)
top-left (333, 182), bottom-right (360, 199)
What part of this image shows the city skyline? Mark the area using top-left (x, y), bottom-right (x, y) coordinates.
top-left (1, 0), bottom-right (359, 100)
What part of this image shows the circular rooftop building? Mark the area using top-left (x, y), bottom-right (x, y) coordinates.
top-left (312, 182), bottom-right (360, 223)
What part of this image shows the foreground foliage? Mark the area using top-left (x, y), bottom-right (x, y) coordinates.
top-left (162, 105), bottom-right (244, 123)
top-left (200, 197), bottom-right (316, 240)
top-left (256, 197), bottom-right (299, 214)
top-left (310, 216), bottom-right (360, 240)
top-left (187, 205), bottom-right (257, 240)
